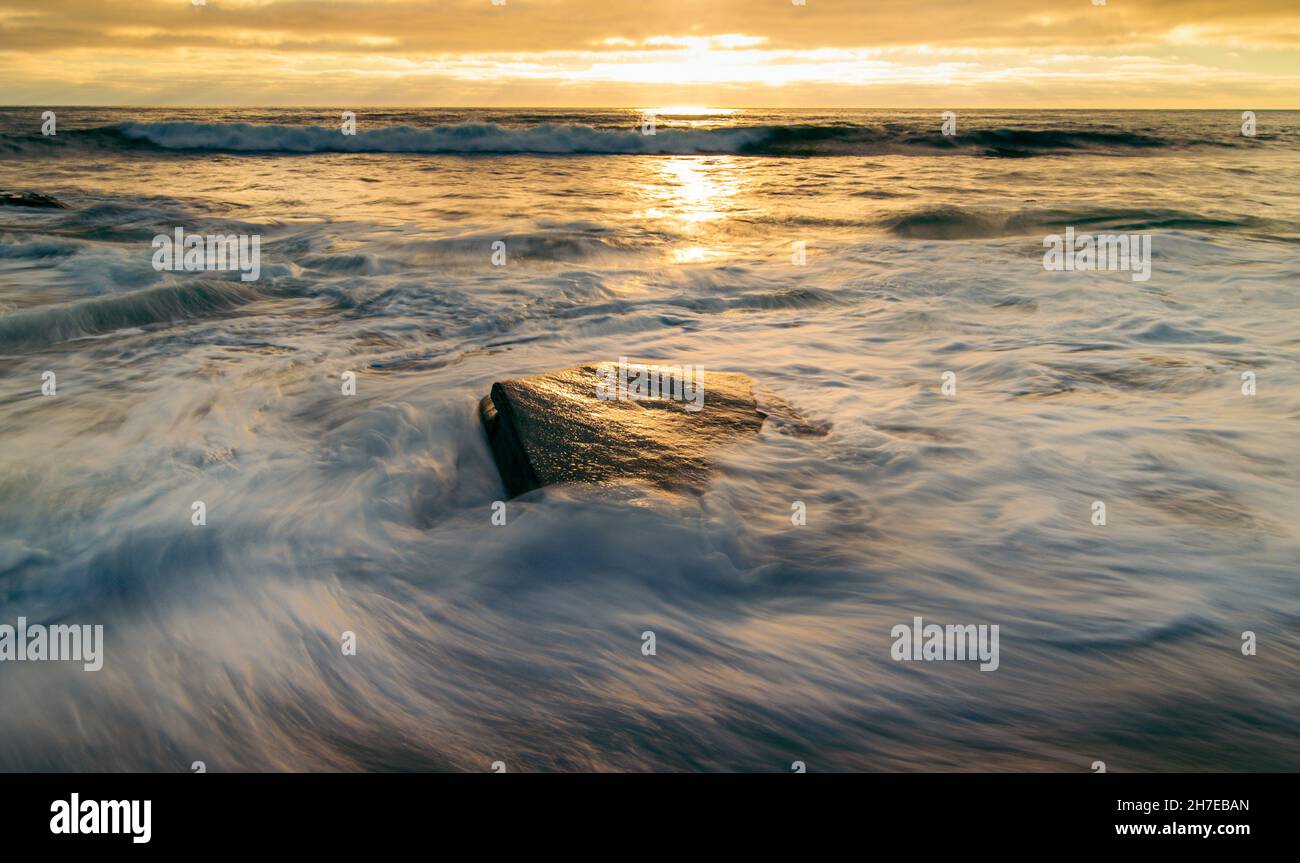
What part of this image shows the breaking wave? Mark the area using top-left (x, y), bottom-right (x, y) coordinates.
top-left (883, 205), bottom-right (1268, 240)
top-left (0, 280), bottom-right (267, 349)
top-left (1, 121), bottom-right (1229, 157)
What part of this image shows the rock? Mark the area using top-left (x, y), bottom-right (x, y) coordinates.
top-left (0, 190), bottom-right (68, 209)
top-left (479, 361), bottom-right (767, 497)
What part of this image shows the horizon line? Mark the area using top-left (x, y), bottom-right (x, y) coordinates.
top-left (3, 105), bottom-right (1297, 111)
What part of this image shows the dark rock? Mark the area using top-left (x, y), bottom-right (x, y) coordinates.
top-left (479, 362), bottom-right (768, 497)
top-left (0, 191), bottom-right (68, 209)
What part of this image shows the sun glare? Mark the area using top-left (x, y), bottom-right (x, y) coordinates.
top-left (643, 106), bottom-right (737, 117)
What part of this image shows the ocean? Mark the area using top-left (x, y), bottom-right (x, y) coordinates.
top-left (0, 108), bottom-right (1297, 771)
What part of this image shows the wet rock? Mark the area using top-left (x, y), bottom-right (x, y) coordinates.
top-left (479, 361), bottom-right (768, 497)
top-left (0, 190), bottom-right (67, 209)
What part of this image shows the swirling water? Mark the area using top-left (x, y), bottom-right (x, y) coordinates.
top-left (0, 108), bottom-right (1297, 771)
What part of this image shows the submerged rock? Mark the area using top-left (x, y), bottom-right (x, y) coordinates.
top-left (479, 362), bottom-right (768, 497)
top-left (0, 190), bottom-right (67, 209)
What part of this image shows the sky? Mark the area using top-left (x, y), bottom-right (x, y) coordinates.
top-left (0, 0), bottom-right (1297, 107)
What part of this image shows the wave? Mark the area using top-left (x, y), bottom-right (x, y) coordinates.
top-left (0, 280), bottom-right (266, 349)
top-left (883, 205), bottom-right (1266, 240)
top-left (748, 124), bottom-right (1177, 157)
top-left (114, 122), bottom-right (771, 155)
top-left (0, 121), bottom-right (1223, 157)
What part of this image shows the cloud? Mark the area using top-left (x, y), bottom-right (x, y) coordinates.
top-left (0, 0), bottom-right (1296, 105)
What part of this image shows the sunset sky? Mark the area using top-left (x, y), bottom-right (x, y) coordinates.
top-left (1, 0), bottom-right (1297, 107)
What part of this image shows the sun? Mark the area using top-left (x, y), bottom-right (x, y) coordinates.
top-left (641, 106), bottom-right (738, 117)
